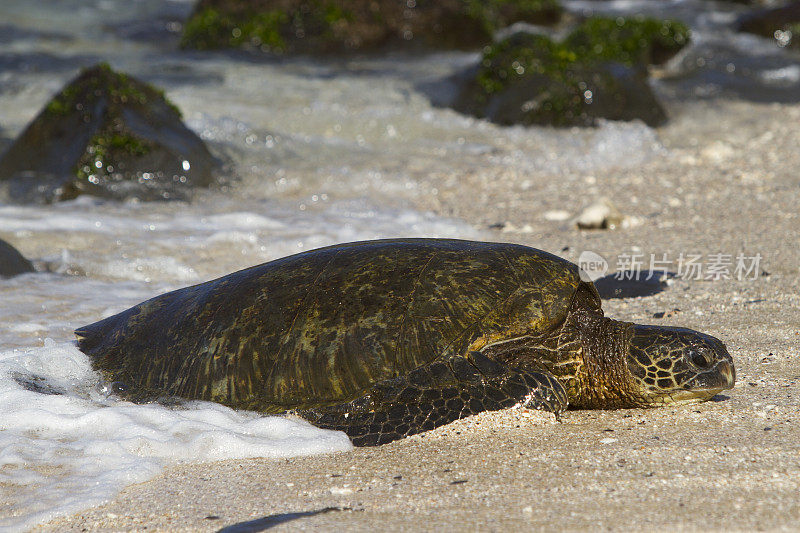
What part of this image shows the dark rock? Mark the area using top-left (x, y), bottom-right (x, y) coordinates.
top-left (737, 1), bottom-right (800, 50)
top-left (0, 238), bottom-right (34, 278)
top-left (180, 0), bottom-right (563, 54)
top-left (652, 308), bottom-right (681, 319)
top-left (453, 23), bottom-right (677, 127)
top-left (0, 63), bottom-right (220, 203)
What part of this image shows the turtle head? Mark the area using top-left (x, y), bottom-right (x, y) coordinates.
top-left (624, 325), bottom-right (735, 406)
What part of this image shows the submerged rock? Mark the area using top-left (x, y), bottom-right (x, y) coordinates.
top-left (453, 16), bottom-right (689, 127)
top-left (180, 0), bottom-right (563, 54)
top-left (737, 1), bottom-right (800, 50)
top-left (0, 238), bottom-right (34, 278)
top-left (0, 63), bottom-right (219, 203)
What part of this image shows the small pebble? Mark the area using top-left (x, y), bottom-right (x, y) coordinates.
top-left (575, 199), bottom-right (624, 230)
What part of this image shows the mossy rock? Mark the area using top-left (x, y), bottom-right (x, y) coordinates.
top-left (453, 16), bottom-right (689, 127)
top-left (0, 64), bottom-right (219, 203)
top-left (565, 16), bottom-right (690, 65)
top-left (737, 1), bottom-right (800, 50)
top-left (0, 238), bottom-right (34, 278)
top-left (180, 0), bottom-right (563, 54)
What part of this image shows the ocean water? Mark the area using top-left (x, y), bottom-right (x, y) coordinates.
top-left (1, 0), bottom-right (798, 530)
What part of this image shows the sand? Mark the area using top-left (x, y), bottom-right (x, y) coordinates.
top-left (39, 98), bottom-right (800, 532)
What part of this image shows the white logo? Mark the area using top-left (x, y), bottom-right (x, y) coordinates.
top-left (578, 250), bottom-right (608, 282)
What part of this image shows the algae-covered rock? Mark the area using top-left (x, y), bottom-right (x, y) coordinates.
top-left (737, 1), bottom-right (800, 50)
top-left (0, 63), bottom-right (219, 203)
top-left (565, 16), bottom-right (690, 65)
top-left (180, 0), bottom-right (563, 54)
top-left (0, 238), bottom-right (34, 278)
top-left (453, 16), bottom-right (689, 127)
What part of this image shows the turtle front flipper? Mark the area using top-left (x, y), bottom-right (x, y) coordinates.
top-left (297, 351), bottom-right (568, 446)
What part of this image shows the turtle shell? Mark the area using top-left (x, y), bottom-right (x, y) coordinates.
top-left (77, 239), bottom-right (587, 411)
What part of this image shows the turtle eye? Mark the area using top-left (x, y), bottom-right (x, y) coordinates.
top-left (689, 349), bottom-right (710, 369)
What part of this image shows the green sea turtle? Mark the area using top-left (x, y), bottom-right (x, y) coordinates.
top-left (76, 239), bottom-right (735, 446)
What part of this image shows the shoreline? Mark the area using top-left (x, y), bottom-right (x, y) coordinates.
top-left (39, 97), bottom-right (800, 532)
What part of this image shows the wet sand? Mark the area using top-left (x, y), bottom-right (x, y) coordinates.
top-left (40, 98), bottom-right (800, 531)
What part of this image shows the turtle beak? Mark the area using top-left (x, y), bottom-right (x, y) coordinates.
top-left (673, 355), bottom-right (735, 403)
top-left (718, 358), bottom-right (736, 390)
top-left (693, 353), bottom-right (735, 391)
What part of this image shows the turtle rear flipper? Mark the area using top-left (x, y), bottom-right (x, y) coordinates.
top-left (298, 351), bottom-right (567, 446)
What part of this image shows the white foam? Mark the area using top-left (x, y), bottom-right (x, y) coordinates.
top-left (0, 200), bottom-right (484, 285)
top-left (0, 340), bottom-right (352, 531)
top-left (94, 256), bottom-right (201, 283)
top-left (203, 212), bottom-right (286, 229)
top-left (759, 65), bottom-right (800, 87)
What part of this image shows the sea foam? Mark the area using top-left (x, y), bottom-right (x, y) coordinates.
top-left (0, 340), bottom-right (352, 531)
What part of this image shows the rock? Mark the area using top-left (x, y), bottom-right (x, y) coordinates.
top-left (736, 1), bottom-right (800, 50)
top-left (575, 198), bottom-right (623, 230)
top-left (0, 63), bottom-right (220, 203)
top-left (652, 308), bottom-right (681, 319)
top-left (484, 61), bottom-right (663, 127)
top-left (564, 16), bottom-right (690, 66)
top-left (0, 238), bottom-right (34, 278)
top-left (180, 0), bottom-right (563, 54)
top-left (452, 16), bottom-right (688, 127)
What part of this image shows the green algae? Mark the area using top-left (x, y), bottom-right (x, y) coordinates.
top-left (73, 130), bottom-right (155, 194)
top-left (45, 63), bottom-right (182, 119)
top-left (565, 16), bottom-right (690, 66)
top-left (476, 16), bottom-right (689, 98)
top-left (180, 2), bottom-right (357, 52)
top-left (181, 7), bottom-right (290, 51)
top-left (179, 0), bottom-right (563, 53)
top-left (463, 15), bottom-right (686, 127)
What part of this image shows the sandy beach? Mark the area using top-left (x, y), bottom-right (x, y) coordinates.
top-left (37, 97), bottom-right (800, 532)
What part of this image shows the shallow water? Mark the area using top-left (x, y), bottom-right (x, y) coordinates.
top-left (0, 0), bottom-right (798, 529)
